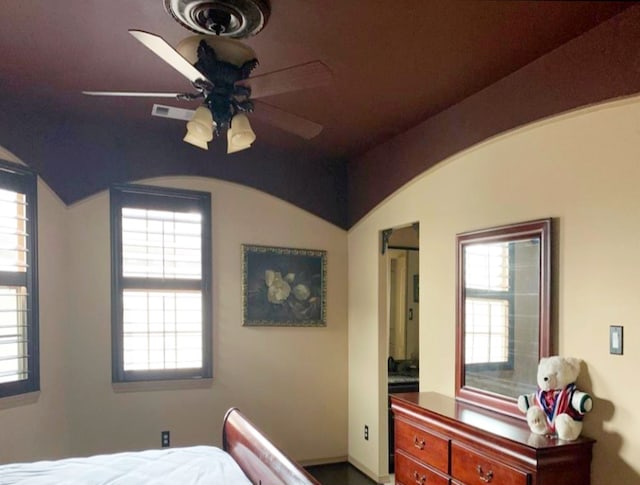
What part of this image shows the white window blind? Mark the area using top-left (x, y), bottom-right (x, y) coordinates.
top-left (123, 290), bottom-right (202, 371)
top-left (0, 286), bottom-right (28, 383)
top-left (0, 189), bottom-right (28, 273)
top-left (465, 298), bottom-right (509, 364)
top-left (464, 242), bottom-right (511, 365)
top-left (465, 243), bottom-right (509, 291)
top-left (0, 162), bottom-right (38, 398)
top-left (0, 189), bottom-right (29, 384)
top-left (122, 208), bottom-right (202, 279)
top-left (121, 207), bottom-right (203, 372)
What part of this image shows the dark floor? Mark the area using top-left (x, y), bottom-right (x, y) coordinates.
top-left (306, 462), bottom-right (380, 485)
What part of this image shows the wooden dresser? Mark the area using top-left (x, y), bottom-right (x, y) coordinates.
top-left (390, 392), bottom-right (594, 485)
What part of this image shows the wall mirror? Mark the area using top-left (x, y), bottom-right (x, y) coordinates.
top-left (455, 219), bottom-right (551, 418)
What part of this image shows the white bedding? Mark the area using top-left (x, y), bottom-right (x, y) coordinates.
top-left (0, 446), bottom-right (252, 484)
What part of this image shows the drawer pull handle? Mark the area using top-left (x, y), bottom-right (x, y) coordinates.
top-left (412, 470), bottom-right (427, 484)
top-left (413, 436), bottom-right (426, 450)
top-left (476, 465), bottom-right (494, 483)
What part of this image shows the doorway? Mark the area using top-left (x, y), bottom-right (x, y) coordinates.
top-left (384, 224), bottom-right (419, 473)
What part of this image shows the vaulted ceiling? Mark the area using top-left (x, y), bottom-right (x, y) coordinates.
top-left (0, 1), bottom-right (636, 227)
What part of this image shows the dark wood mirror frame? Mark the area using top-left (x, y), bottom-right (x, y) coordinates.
top-left (455, 219), bottom-right (551, 418)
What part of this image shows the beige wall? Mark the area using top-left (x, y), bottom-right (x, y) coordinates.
top-left (348, 95), bottom-right (640, 483)
top-left (64, 176), bottom-right (348, 462)
top-left (0, 174), bottom-right (348, 465)
top-left (0, 180), bottom-right (71, 462)
top-left (4, 95), bottom-right (640, 482)
top-left (0, 146), bottom-right (25, 166)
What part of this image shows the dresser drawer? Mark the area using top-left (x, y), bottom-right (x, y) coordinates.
top-left (395, 450), bottom-right (450, 485)
top-left (395, 419), bottom-right (449, 473)
top-left (451, 442), bottom-right (529, 485)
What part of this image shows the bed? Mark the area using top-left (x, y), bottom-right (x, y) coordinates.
top-left (0, 408), bottom-right (320, 484)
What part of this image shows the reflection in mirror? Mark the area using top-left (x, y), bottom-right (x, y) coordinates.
top-left (388, 248), bottom-right (419, 362)
top-left (456, 219), bottom-right (551, 418)
top-left (464, 239), bottom-right (540, 395)
top-left (385, 224), bottom-right (419, 369)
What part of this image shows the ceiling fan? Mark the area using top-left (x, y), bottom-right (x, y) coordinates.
top-left (83, 0), bottom-right (332, 153)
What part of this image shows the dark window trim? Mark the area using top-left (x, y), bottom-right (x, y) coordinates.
top-left (110, 183), bottom-right (212, 383)
top-left (0, 160), bottom-right (39, 398)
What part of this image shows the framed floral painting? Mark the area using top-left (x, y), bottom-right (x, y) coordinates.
top-left (242, 244), bottom-right (327, 326)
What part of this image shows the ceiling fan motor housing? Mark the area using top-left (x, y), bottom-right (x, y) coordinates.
top-left (176, 35), bottom-right (257, 130)
top-left (165, 0), bottom-right (270, 38)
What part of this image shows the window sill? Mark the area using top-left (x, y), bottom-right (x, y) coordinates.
top-left (0, 390), bottom-right (40, 409)
top-left (112, 378), bottom-right (213, 393)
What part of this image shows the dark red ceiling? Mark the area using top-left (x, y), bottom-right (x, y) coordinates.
top-left (0, 1), bottom-right (635, 227)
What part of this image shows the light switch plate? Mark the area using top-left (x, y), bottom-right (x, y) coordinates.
top-left (610, 325), bottom-right (623, 355)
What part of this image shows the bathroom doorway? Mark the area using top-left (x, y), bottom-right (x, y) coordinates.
top-left (384, 223), bottom-right (419, 473)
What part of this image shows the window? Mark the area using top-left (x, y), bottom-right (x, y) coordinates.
top-left (464, 242), bottom-right (513, 367)
top-left (111, 184), bottom-right (212, 382)
top-left (0, 161), bottom-right (38, 398)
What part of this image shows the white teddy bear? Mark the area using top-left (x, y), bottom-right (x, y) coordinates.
top-left (517, 356), bottom-right (593, 441)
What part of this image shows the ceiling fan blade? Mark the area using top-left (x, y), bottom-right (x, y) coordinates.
top-left (239, 61), bottom-right (332, 99)
top-left (128, 29), bottom-right (208, 84)
top-left (83, 91), bottom-right (183, 98)
top-left (252, 100), bottom-right (323, 139)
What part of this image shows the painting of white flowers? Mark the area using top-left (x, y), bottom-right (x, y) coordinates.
top-left (242, 244), bottom-right (326, 326)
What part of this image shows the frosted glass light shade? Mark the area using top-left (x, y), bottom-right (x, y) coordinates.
top-left (191, 105), bottom-right (214, 127)
top-left (177, 35), bottom-right (257, 67)
top-left (230, 113), bottom-right (256, 145)
top-left (227, 113), bottom-right (255, 153)
top-left (183, 106), bottom-right (214, 150)
top-left (183, 131), bottom-right (209, 150)
top-left (227, 129), bottom-right (250, 153)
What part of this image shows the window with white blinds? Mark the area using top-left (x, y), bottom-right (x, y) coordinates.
top-left (122, 291), bottom-right (202, 371)
top-left (111, 185), bottom-right (212, 382)
top-left (121, 208), bottom-right (202, 279)
top-left (0, 162), bottom-right (39, 398)
top-left (464, 242), bottom-right (512, 367)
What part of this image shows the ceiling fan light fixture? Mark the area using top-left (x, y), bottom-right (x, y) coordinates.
top-left (184, 105), bottom-right (214, 149)
top-left (84, 0), bottom-right (329, 156)
top-left (184, 131), bottom-right (210, 150)
top-left (226, 131), bottom-right (250, 153)
top-left (227, 114), bottom-right (255, 153)
top-left (230, 113), bottom-right (256, 143)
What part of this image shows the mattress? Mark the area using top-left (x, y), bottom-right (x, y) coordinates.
top-left (0, 446), bottom-right (252, 484)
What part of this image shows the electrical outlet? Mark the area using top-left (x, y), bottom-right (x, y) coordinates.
top-left (364, 425), bottom-right (369, 441)
top-left (161, 430), bottom-right (170, 448)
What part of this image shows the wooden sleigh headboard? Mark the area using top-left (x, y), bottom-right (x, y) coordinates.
top-left (222, 408), bottom-right (320, 485)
